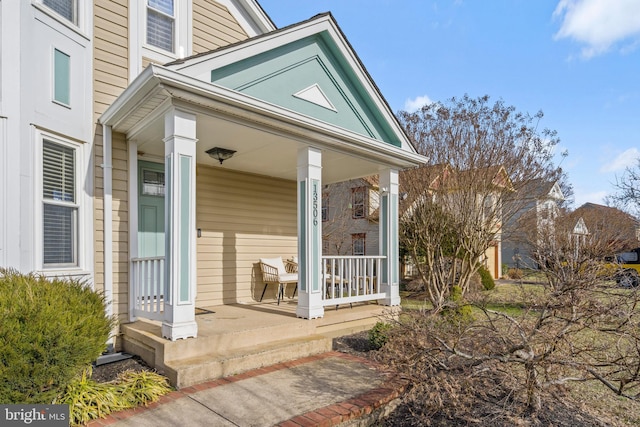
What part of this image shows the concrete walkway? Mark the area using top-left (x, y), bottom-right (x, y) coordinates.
top-left (86, 352), bottom-right (406, 427)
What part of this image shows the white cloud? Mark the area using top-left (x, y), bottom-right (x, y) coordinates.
top-left (600, 148), bottom-right (640, 173)
top-left (553, 0), bottom-right (640, 58)
top-left (403, 95), bottom-right (433, 112)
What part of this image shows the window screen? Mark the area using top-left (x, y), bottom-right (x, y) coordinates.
top-left (147, 0), bottom-right (175, 52)
top-left (43, 0), bottom-right (76, 24)
top-left (43, 140), bottom-right (77, 266)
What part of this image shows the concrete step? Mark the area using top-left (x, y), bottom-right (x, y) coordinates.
top-left (164, 334), bottom-right (332, 388)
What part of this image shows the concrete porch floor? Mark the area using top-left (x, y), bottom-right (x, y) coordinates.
top-left (120, 300), bottom-right (395, 388)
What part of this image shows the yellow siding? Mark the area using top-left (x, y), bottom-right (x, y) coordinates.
top-left (196, 167), bottom-right (297, 305)
top-left (93, 0), bottom-right (129, 313)
top-left (192, 0), bottom-right (249, 54)
top-left (93, 0), bottom-right (129, 120)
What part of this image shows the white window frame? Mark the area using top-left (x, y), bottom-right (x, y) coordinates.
top-left (352, 233), bottom-right (366, 256)
top-left (129, 0), bottom-right (192, 81)
top-left (35, 129), bottom-right (90, 275)
top-left (33, 0), bottom-right (91, 36)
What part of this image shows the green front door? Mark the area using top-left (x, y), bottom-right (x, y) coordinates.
top-left (138, 161), bottom-right (165, 258)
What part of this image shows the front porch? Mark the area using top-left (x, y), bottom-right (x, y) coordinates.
top-left (120, 300), bottom-right (393, 388)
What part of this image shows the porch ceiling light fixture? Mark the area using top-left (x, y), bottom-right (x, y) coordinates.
top-left (206, 147), bottom-right (236, 164)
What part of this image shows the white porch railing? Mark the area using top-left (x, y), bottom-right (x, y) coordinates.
top-left (321, 256), bottom-right (386, 307)
top-left (131, 257), bottom-right (165, 321)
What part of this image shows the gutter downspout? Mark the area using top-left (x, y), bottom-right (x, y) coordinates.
top-left (102, 124), bottom-right (114, 349)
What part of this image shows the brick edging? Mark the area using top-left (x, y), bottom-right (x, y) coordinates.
top-left (85, 351), bottom-right (406, 427)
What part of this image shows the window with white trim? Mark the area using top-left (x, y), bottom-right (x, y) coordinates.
top-left (42, 140), bottom-right (78, 267)
top-left (42, 0), bottom-right (77, 25)
top-left (352, 187), bottom-right (367, 219)
top-left (147, 0), bottom-right (175, 53)
top-left (352, 233), bottom-right (366, 256)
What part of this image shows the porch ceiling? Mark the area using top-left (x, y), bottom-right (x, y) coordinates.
top-left (133, 109), bottom-right (391, 184)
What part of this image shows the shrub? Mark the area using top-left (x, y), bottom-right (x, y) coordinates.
top-left (56, 368), bottom-right (171, 426)
top-left (502, 263), bottom-right (510, 277)
top-left (369, 322), bottom-right (393, 350)
top-left (0, 269), bottom-right (115, 404)
top-left (507, 268), bottom-right (524, 280)
top-left (478, 265), bottom-right (496, 290)
top-left (443, 285), bottom-right (473, 323)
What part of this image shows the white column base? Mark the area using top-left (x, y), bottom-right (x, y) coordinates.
top-left (162, 320), bottom-right (198, 341)
top-left (296, 290), bottom-right (324, 319)
top-left (378, 282), bottom-right (401, 306)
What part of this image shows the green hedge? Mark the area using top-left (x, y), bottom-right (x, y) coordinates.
top-left (478, 265), bottom-right (496, 290)
top-left (0, 269), bottom-right (114, 404)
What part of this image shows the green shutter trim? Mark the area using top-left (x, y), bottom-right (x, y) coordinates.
top-left (299, 182), bottom-right (306, 292)
top-left (165, 155), bottom-right (173, 303)
top-left (382, 195), bottom-right (388, 280)
top-left (54, 49), bottom-right (70, 105)
top-left (211, 34), bottom-right (400, 147)
top-left (311, 179), bottom-right (320, 293)
top-left (179, 155), bottom-right (191, 303)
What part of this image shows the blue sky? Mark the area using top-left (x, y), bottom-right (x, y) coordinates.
top-left (259, 0), bottom-right (640, 209)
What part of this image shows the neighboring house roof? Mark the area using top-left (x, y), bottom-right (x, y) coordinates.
top-left (572, 203), bottom-right (640, 250)
top-left (512, 178), bottom-right (564, 201)
top-left (572, 217), bottom-right (589, 235)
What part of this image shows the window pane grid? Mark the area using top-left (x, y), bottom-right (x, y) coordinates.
top-left (147, 9), bottom-right (174, 52)
top-left (42, 0), bottom-right (76, 24)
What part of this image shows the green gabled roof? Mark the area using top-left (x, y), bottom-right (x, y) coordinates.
top-left (168, 13), bottom-right (410, 149)
top-left (209, 33), bottom-right (400, 146)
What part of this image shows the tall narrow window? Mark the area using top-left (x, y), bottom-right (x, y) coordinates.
top-left (42, 0), bottom-right (77, 24)
top-left (352, 187), bottom-right (367, 219)
top-left (43, 140), bottom-right (77, 266)
top-left (147, 0), bottom-right (175, 52)
top-left (352, 233), bottom-right (366, 256)
top-left (53, 49), bottom-right (70, 106)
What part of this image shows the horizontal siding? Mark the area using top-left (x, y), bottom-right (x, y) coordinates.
top-left (192, 0), bottom-right (249, 54)
top-left (93, 0), bottom-right (128, 120)
top-left (196, 167), bottom-right (297, 306)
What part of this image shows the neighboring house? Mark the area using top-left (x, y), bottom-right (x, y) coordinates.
top-left (502, 179), bottom-right (565, 270)
top-left (398, 164), bottom-right (508, 280)
top-left (322, 176), bottom-right (381, 257)
top-left (0, 0), bottom-right (425, 354)
top-left (571, 203), bottom-right (640, 251)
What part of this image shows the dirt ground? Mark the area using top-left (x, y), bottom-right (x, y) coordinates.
top-left (91, 355), bottom-right (152, 383)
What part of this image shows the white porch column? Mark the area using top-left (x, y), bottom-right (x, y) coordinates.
top-left (296, 147), bottom-right (324, 319)
top-left (162, 107), bottom-right (198, 340)
top-left (379, 168), bottom-right (400, 306)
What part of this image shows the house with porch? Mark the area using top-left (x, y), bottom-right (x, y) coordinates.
top-left (0, 0), bottom-right (425, 386)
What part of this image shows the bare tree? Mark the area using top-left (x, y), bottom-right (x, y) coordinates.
top-left (610, 158), bottom-right (640, 216)
top-left (399, 95), bottom-right (564, 309)
top-left (378, 211), bottom-right (640, 425)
